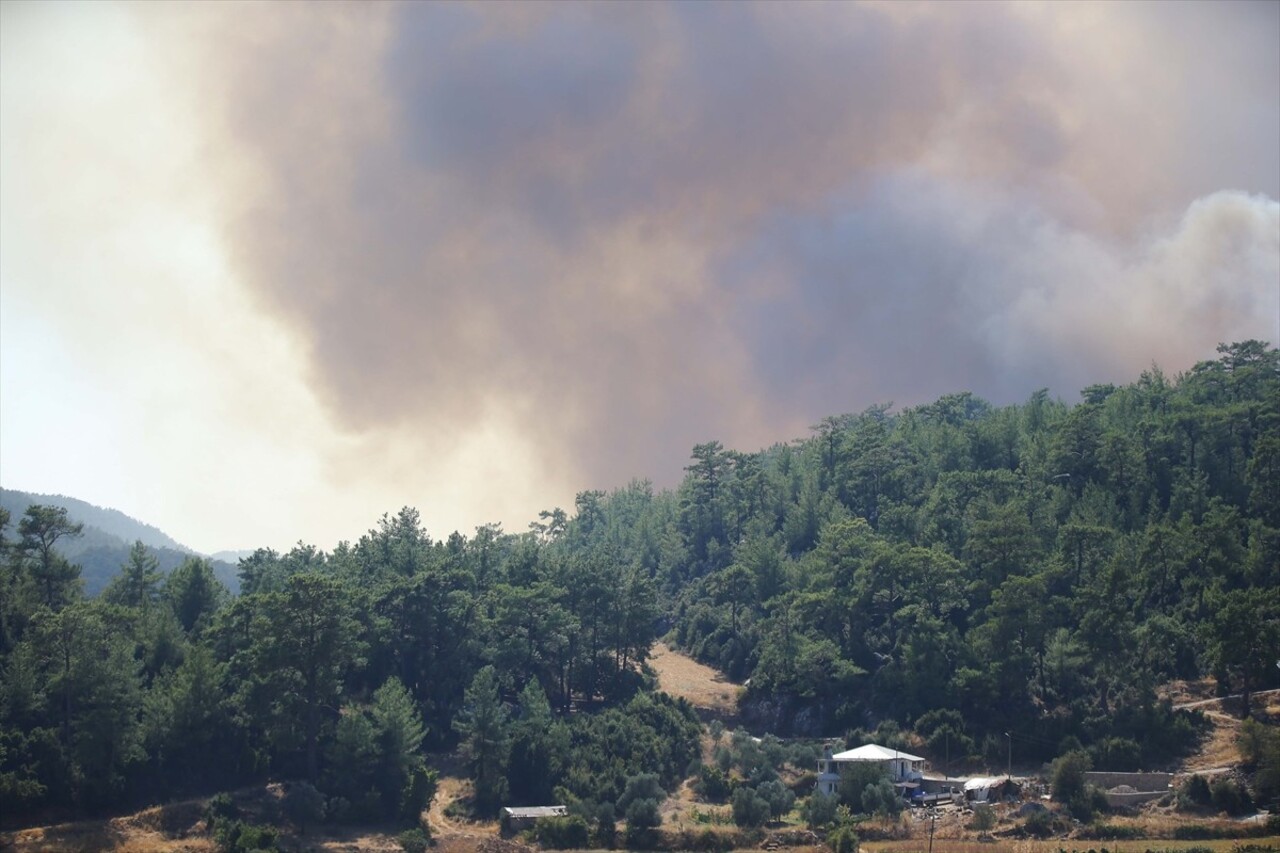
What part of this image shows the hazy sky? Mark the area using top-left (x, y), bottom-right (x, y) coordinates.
top-left (2, 1), bottom-right (1277, 554)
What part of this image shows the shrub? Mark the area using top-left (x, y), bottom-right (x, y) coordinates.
top-left (696, 765), bottom-right (732, 802)
top-left (1022, 808), bottom-right (1053, 837)
top-left (594, 802), bottom-right (617, 848)
top-left (618, 773), bottom-right (665, 812)
top-left (625, 797), bottom-right (660, 846)
top-left (399, 767), bottom-right (438, 822)
top-left (326, 796), bottom-right (351, 823)
top-left (206, 793), bottom-right (238, 829)
top-left (1082, 822), bottom-right (1144, 840)
top-left (827, 824), bottom-right (859, 853)
top-left (212, 819), bottom-right (279, 853)
top-left (1209, 777), bottom-right (1253, 815)
top-left (860, 779), bottom-right (901, 817)
top-left (1050, 749), bottom-right (1092, 803)
top-left (803, 793), bottom-right (839, 829)
top-left (968, 804), bottom-right (996, 831)
top-left (397, 828), bottom-right (429, 853)
top-left (731, 786), bottom-right (770, 828)
top-left (836, 762), bottom-right (890, 813)
top-left (1240, 719), bottom-right (1280, 804)
top-left (757, 779), bottom-right (796, 821)
top-left (283, 781), bottom-right (326, 833)
top-left (1066, 784), bottom-right (1107, 822)
top-left (535, 815), bottom-right (591, 849)
top-left (1178, 774), bottom-right (1213, 809)
top-left (709, 719), bottom-right (725, 744)
top-left (1090, 737), bottom-right (1142, 772)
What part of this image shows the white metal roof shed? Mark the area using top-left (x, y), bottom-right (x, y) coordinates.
top-left (831, 744), bottom-right (926, 763)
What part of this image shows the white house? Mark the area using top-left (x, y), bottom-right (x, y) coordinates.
top-left (815, 743), bottom-right (928, 795)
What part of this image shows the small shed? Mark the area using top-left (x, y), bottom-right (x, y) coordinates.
top-left (964, 776), bottom-right (1017, 803)
top-left (501, 805), bottom-right (568, 833)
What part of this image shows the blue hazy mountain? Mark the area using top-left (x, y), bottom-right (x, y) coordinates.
top-left (1, 488), bottom-right (240, 594)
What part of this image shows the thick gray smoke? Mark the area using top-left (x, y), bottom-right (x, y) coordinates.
top-left (185, 1), bottom-right (1279, 488)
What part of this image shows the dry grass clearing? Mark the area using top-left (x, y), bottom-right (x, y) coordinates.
top-left (864, 840), bottom-right (1280, 853)
top-left (650, 641), bottom-right (741, 719)
top-left (1183, 709), bottom-right (1244, 773)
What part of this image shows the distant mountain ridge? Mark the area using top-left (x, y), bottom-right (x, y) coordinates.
top-left (1, 488), bottom-right (191, 552)
top-left (0, 488), bottom-right (240, 594)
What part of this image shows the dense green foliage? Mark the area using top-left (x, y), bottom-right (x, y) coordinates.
top-left (660, 342), bottom-right (1280, 766)
top-left (0, 500), bottom-right (690, 824)
top-left (2, 341), bottom-right (1278, 829)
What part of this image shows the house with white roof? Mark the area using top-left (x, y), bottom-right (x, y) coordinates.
top-left (815, 743), bottom-right (928, 796)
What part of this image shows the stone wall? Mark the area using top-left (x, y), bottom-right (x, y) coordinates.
top-left (1083, 771), bottom-right (1174, 792)
top-left (1104, 790), bottom-right (1168, 808)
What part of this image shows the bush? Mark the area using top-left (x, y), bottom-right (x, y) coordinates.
top-left (836, 762), bottom-right (890, 813)
top-left (594, 802), bottom-right (617, 848)
top-left (968, 803), bottom-right (995, 831)
top-left (206, 792), bottom-right (238, 829)
top-left (397, 828), bottom-right (429, 853)
top-left (1239, 719), bottom-right (1280, 804)
top-left (731, 786), bottom-right (770, 828)
top-left (1050, 749), bottom-right (1092, 803)
top-left (283, 781), bottom-right (326, 833)
top-left (827, 824), bottom-right (859, 853)
top-left (535, 815), bottom-right (591, 849)
top-left (399, 767), bottom-right (438, 822)
top-left (212, 819), bottom-right (279, 853)
top-left (618, 772), bottom-right (664, 812)
top-left (803, 793), bottom-right (838, 829)
top-left (625, 797), bottom-right (660, 846)
top-left (757, 779), bottom-right (796, 821)
top-left (1067, 784), bottom-right (1108, 822)
top-left (695, 765), bottom-right (732, 802)
top-left (1178, 774), bottom-right (1213, 809)
top-left (1081, 822), bottom-right (1145, 840)
top-left (860, 779), bottom-right (901, 817)
top-left (672, 827), bottom-right (735, 851)
top-left (1209, 777), bottom-right (1253, 815)
top-left (1022, 808), bottom-right (1053, 837)
top-left (709, 719), bottom-right (725, 744)
top-left (1090, 737), bottom-right (1142, 772)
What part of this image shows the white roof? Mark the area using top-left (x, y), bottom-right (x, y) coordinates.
top-left (831, 744), bottom-right (926, 763)
top-left (964, 776), bottom-right (1009, 791)
top-left (503, 806), bottom-right (567, 818)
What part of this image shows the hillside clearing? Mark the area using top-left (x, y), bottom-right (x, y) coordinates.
top-left (650, 641), bottom-right (741, 720)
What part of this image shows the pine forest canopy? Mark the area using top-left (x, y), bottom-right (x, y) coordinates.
top-left (1, 340), bottom-right (1278, 826)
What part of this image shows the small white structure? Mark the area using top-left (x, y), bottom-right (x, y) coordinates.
top-left (963, 775), bottom-right (1015, 803)
top-left (502, 805), bottom-right (568, 832)
top-left (815, 743), bottom-right (928, 795)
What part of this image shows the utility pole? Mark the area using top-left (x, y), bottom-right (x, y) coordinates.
top-left (1005, 732), bottom-right (1012, 777)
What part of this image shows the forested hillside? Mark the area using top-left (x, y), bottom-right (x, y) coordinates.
top-left (1, 341), bottom-right (1277, 833)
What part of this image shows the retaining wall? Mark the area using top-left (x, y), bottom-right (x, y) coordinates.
top-left (1083, 771), bottom-right (1174, 792)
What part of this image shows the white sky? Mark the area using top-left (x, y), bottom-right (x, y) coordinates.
top-left (0, 2), bottom-right (568, 551)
